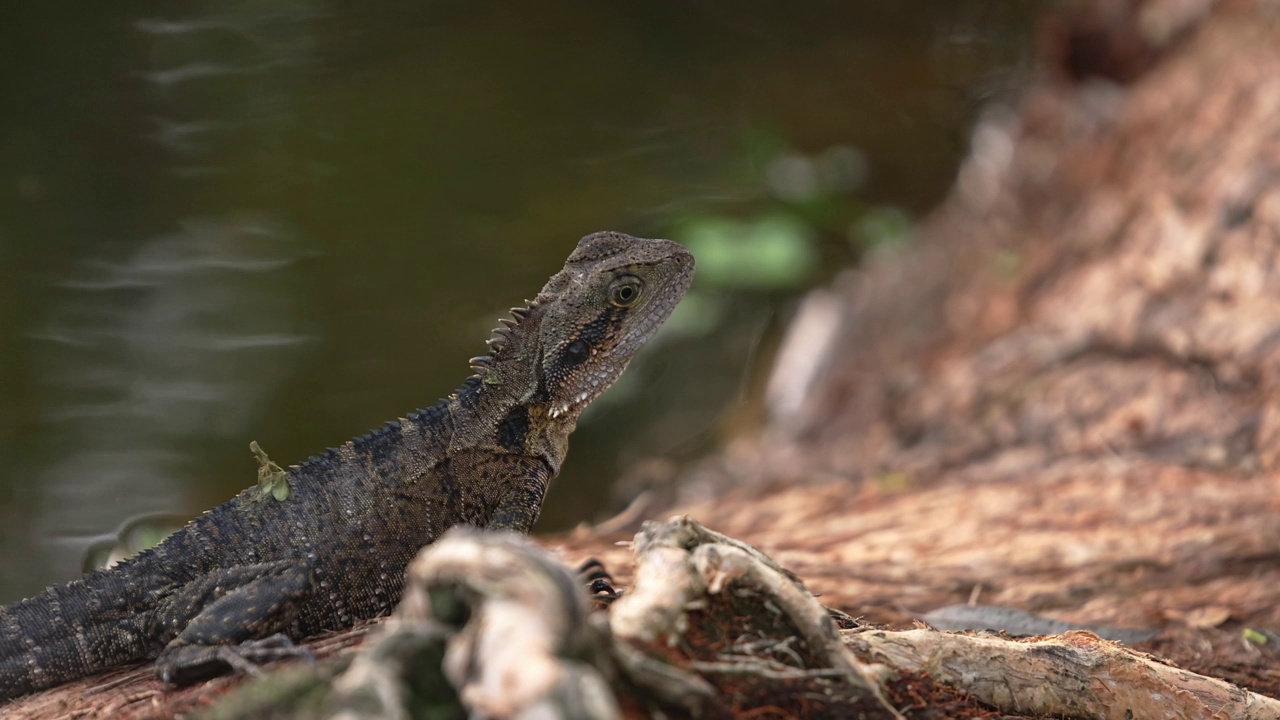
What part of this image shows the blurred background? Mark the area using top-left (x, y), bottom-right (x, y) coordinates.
top-left (0, 2), bottom-right (1035, 602)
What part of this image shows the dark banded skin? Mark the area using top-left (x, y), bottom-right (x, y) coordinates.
top-left (0, 232), bottom-right (694, 700)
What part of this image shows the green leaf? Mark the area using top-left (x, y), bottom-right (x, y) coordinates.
top-left (271, 481), bottom-right (291, 502)
top-left (251, 440), bottom-right (291, 503)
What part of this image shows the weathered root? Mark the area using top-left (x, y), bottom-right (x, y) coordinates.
top-left (202, 519), bottom-right (1280, 719)
top-left (201, 529), bottom-right (619, 720)
top-left (846, 626), bottom-right (1280, 720)
top-left (605, 516), bottom-right (1280, 718)
top-left (327, 528), bottom-right (619, 720)
top-left (610, 515), bottom-right (904, 719)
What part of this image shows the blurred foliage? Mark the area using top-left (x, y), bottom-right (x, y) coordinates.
top-left (991, 248), bottom-right (1021, 279)
top-left (592, 135), bottom-right (917, 435)
top-left (657, 132), bottom-right (917, 356)
top-left (679, 215), bottom-right (818, 290)
top-left (674, 130), bottom-right (916, 289)
top-left (854, 206), bottom-right (914, 251)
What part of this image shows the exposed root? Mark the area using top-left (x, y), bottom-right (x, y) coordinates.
top-left (611, 515), bottom-right (904, 719)
top-left (846, 627), bottom-right (1280, 719)
top-left (204, 520), bottom-right (1280, 719)
top-left (328, 529), bottom-right (619, 720)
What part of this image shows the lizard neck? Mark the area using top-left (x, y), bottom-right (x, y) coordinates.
top-left (447, 306), bottom-right (579, 474)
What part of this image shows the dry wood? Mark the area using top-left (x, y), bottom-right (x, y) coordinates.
top-left (847, 628), bottom-right (1280, 719)
top-left (610, 516), bottom-right (902, 719)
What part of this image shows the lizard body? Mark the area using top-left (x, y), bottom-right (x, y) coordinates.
top-left (0, 231), bottom-right (693, 700)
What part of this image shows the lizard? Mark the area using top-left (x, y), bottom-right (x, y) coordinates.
top-left (0, 231), bottom-right (694, 701)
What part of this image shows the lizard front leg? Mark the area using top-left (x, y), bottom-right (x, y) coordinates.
top-left (485, 457), bottom-right (616, 602)
top-left (486, 455), bottom-right (553, 534)
top-left (151, 560), bottom-right (314, 685)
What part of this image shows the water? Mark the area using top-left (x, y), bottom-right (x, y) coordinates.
top-left (0, 1), bottom-right (1035, 601)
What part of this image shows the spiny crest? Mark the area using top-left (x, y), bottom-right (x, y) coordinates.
top-left (468, 300), bottom-right (536, 378)
top-left (350, 420), bottom-right (400, 451)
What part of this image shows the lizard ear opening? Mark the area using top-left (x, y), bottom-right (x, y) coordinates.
top-left (563, 339), bottom-right (590, 364)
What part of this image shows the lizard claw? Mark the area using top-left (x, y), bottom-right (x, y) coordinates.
top-left (577, 557), bottom-right (621, 605)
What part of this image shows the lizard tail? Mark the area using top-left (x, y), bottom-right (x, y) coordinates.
top-left (0, 567), bottom-right (153, 701)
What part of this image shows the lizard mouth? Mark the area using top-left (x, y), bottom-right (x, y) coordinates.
top-left (547, 390), bottom-right (594, 419)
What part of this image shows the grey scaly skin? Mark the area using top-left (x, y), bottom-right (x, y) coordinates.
top-left (0, 231), bottom-right (694, 701)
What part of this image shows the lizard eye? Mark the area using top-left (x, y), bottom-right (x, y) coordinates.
top-left (608, 275), bottom-right (644, 307)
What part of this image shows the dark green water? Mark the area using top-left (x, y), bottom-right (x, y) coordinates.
top-left (0, 2), bottom-right (1034, 601)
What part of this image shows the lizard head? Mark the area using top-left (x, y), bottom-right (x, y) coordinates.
top-left (510, 231), bottom-right (694, 421)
